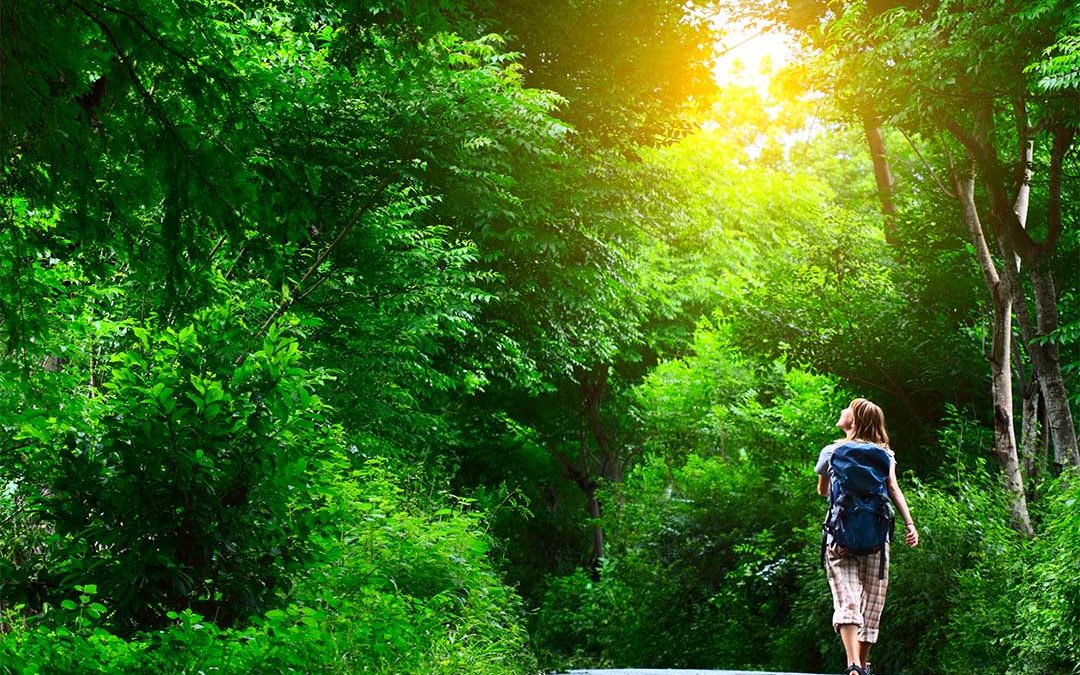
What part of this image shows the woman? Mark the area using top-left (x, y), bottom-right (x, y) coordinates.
top-left (814, 398), bottom-right (919, 675)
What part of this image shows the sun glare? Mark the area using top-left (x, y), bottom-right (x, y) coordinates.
top-left (711, 18), bottom-right (795, 96)
top-left (700, 14), bottom-right (818, 157)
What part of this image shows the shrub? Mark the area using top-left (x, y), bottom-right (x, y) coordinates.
top-left (0, 458), bottom-right (537, 674)
top-left (1009, 474), bottom-right (1080, 673)
top-left (9, 306), bottom-right (341, 629)
top-left (943, 472), bottom-right (1080, 675)
top-left (535, 451), bottom-right (826, 670)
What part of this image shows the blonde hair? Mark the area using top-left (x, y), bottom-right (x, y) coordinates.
top-left (849, 397), bottom-right (890, 449)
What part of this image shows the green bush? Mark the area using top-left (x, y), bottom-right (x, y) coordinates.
top-left (942, 472), bottom-right (1080, 675)
top-left (868, 470), bottom-right (1015, 674)
top-left (535, 450), bottom-right (824, 670)
top-left (534, 330), bottom-right (854, 670)
top-left (1008, 475), bottom-right (1080, 673)
top-left (9, 306), bottom-right (339, 629)
top-left (0, 457), bottom-right (537, 674)
top-left (293, 457), bottom-right (537, 674)
top-left (0, 302), bottom-right (537, 672)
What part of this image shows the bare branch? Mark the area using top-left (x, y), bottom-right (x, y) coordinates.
top-left (861, 110), bottom-right (899, 244)
top-left (1012, 96), bottom-right (1034, 228)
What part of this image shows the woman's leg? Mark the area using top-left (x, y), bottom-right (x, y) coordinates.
top-left (839, 624), bottom-right (862, 667)
top-left (857, 545), bottom-right (889, 669)
top-left (859, 641), bottom-right (872, 669)
top-left (826, 547), bottom-right (865, 670)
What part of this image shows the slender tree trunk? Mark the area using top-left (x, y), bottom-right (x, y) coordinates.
top-left (578, 363), bottom-right (623, 573)
top-left (999, 154), bottom-right (1043, 489)
top-left (545, 438), bottom-right (605, 577)
top-left (993, 106), bottom-right (1080, 473)
top-left (1008, 114), bottom-right (1078, 468)
top-left (1004, 260), bottom-right (1045, 495)
top-left (996, 178), bottom-right (1079, 470)
top-left (1042, 391), bottom-right (1052, 470)
top-left (989, 298), bottom-right (1030, 534)
top-left (1028, 266), bottom-right (1080, 468)
top-left (955, 170), bottom-right (1034, 535)
top-left (583, 478), bottom-right (604, 577)
top-left (540, 363), bottom-right (622, 577)
top-left (861, 111), bottom-right (899, 245)
top-left (1019, 373), bottom-right (1042, 483)
top-left (580, 363), bottom-right (622, 483)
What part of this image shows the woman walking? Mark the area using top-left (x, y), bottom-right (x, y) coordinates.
top-left (814, 398), bottom-right (919, 675)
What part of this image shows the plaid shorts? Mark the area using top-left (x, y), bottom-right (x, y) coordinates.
top-left (824, 543), bottom-right (889, 643)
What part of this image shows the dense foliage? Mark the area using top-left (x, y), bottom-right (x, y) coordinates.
top-left (1, 0), bottom-right (1079, 673)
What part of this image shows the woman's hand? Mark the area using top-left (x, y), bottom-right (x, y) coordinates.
top-left (904, 522), bottom-right (919, 547)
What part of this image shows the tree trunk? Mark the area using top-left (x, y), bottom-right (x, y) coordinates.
top-left (957, 116), bottom-right (1080, 470)
top-left (1000, 229), bottom-right (1079, 471)
top-left (993, 108), bottom-right (1080, 471)
top-left (583, 479), bottom-right (604, 578)
top-left (579, 363), bottom-right (623, 483)
top-left (545, 439), bottom-right (606, 576)
top-left (955, 170), bottom-right (1034, 536)
top-left (1019, 374), bottom-right (1042, 483)
top-left (861, 111), bottom-right (899, 245)
top-left (988, 295), bottom-right (1031, 534)
top-left (578, 363), bottom-right (621, 573)
top-left (1028, 265), bottom-right (1080, 469)
top-left (540, 362), bottom-right (622, 577)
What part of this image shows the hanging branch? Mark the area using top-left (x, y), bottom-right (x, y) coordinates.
top-left (68, 0), bottom-right (234, 216)
top-left (87, 0), bottom-right (197, 67)
top-left (82, 0), bottom-right (316, 205)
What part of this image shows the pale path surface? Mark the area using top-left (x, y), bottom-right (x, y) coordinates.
top-left (563, 670), bottom-right (828, 675)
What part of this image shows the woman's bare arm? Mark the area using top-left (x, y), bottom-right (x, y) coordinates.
top-left (887, 462), bottom-right (919, 547)
top-left (817, 473), bottom-right (829, 497)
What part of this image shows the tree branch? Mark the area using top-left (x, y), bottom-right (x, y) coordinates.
top-left (67, 0), bottom-right (235, 219)
top-left (944, 114), bottom-right (1041, 263)
top-left (861, 110), bottom-right (899, 244)
top-left (1044, 124), bottom-right (1075, 258)
top-left (544, 440), bottom-right (592, 490)
top-left (88, 0), bottom-right (198, 68)
top-left (953, 162), bottom-right (1001, 292)
top-left (1012, 96), bottom-right (1033, 228)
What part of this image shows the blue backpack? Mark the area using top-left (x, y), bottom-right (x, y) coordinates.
top-left (820, 441), bottom-right (895, 579)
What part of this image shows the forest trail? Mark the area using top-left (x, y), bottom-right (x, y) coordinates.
top-left (561, 665), bottom-right (829, 669)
